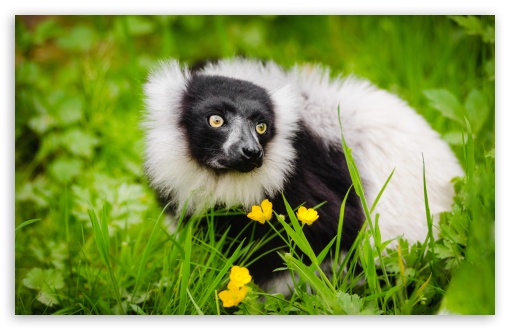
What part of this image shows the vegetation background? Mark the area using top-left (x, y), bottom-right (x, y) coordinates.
top-left (14, 15), bottom-right (495, 316)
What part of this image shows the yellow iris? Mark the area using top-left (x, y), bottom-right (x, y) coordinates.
top-left (296, 206), bottom-right (319, 225)
top-left (209, 115), bottom-right (224, 127)
top-left (247, 199), bottom-right (273, 224)
top-left (218, 266), bottom-right (252, 308)
top-left (255, 122), bottom-right (267, 134)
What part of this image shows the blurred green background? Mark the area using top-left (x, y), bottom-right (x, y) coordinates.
top-left (15, 15), bottom-right (494, 314)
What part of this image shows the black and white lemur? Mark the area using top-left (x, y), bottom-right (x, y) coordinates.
top-left (142, 58), bottom-right (464, 293)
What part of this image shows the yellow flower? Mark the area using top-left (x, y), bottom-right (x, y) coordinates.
top-left (217, 266), bottom-right (252, 308)
top-left (218, 281), bottom-right (249, 308)
top-left (229, 265), bottom-right (252, 287)
top-left (296, 206), bottom-right (319, 225)
top-left (247, 199), bottom-right (273, 224)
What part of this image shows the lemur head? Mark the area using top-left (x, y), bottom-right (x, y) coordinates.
top-left (143, 59), bottom-right (300, 212)
top-left (180, 74), bottom-right (276, 174)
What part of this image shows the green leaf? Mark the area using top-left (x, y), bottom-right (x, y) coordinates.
top-left (450, 16), bottom-right (483, 36)
top-left (28, 114), bottom-right (57, 134)
top-left (15, 176), bottom-right (53, 207)
top-left (434, 242), bottom-right (457, 260)
top-left (57, 25), bottom-right (97, 51)
top-left (464, 88), bottom-right (490, 134)
top-left (423, 89), bottom-right (463, 123)
top-left (37, 291), bottom-right (61, 307)
top-left (22, 267), bottom-right (64, 306)
top-left (35, 131), bottom-right (63, 161)
top-left (23, 267), bottom-right (64, 291)
top-left (485, 149), bottom-right (495, 159)
top-left (125, 16), bottom-right (156, 36)
top-left (33, 18), bottom-right (61, 44)
top-left (449, 15), bottom-right (494, 43)
top-left (48, 157), bottom-right (84, 183)
top-left (440, 249), bottom-right (494, 315)
top-left (335, 291), bottom-right (377, 315)
top-left (60, 128), bottom-right (99, 159)
top-left (55, 98), bottom-right (83, 125)
top-left (442, 131), bottom-right (464, 145)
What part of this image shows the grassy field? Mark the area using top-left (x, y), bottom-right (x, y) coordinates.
top-left (14, 15), bottom-right (495, 315)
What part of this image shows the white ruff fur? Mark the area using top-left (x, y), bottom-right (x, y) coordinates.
top-left (143, 58), bottom-right (464, 247)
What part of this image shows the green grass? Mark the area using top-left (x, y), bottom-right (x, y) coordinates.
top-left (14, 15), bottom-right (495, 315)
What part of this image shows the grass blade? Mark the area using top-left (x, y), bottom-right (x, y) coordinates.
top-left (88, 204), bottom-right (125, 314)
top-left (369, 168), bottom-right (395, 215)
top-left (15, 218), bottom-right (41, 232)
top-left (411, 273), bottom-right (432, 307)
top-left (187, 288), bottom-right (204, 315)
top-left (422, 154), bottom-right (435, 254)
top-left (337, 105), bottom-right (391, 290)
top-left (280, 194), bottom-right (317, 264)
top-left (397, 241), bottom-right (407, 286)
top-left (197, 240), bottom-right (246, 308)
top-left (283, 253), bottom-right (332, 299)
top-left (178, 225), bottom-right (192, 314)
top-left (132, 203), bottom-right (169, 299)
top-left (88, 207), bottom-right (108, 267)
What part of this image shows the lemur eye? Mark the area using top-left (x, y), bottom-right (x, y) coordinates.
top-left (256, 122), bottom-right (267, 135)
top-left (208, 115), bottom-right (224, 128)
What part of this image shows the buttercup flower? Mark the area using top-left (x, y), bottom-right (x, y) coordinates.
top-left (229, 265), bottom-right (252, 287)
top-left (296, 206), bottom-right (319, 225)
top-left (218, 281), bottom-right (249, 308)
top-left (217, 266), bottom-right (252, 308)
top-left (247, 199), bottom-right (273, 224)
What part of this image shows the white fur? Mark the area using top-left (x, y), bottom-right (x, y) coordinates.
top-left (143, 58), bottom-right (464, 247)
top-left (288, 63), bottom-right (464, 245)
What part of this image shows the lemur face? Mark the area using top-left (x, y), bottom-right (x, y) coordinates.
top-left (179, 75), bottom-right (276, 173)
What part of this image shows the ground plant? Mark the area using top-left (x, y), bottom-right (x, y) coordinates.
top-left (14, 15), bottom-right (495, 315)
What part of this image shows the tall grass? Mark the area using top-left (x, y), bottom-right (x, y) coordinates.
top-left (14, 15), bottom-right (494, 315)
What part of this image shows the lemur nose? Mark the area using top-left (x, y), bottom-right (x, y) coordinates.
top-left (241, 146), bottom-right (263, 161)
